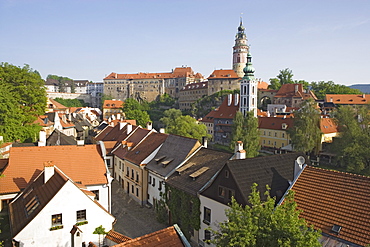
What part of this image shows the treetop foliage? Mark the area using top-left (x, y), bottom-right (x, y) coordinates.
top-left (122, 98), bottom-right (151, 127)
top-left (0, 63), bottom-right (47, 142)
top-left (209, 183), bottom-right (321, 247)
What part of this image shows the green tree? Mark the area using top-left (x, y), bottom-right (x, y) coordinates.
top-left (47, 74), bottom-right (72, 93)
top-left (230, 111), bottom-right (260, 158)
top-left (0, 63), bottom-right (46, 142)
top-left (122, 98), bottom-right (151, 127)
top-left (209, 183), bottom-right (321, 247)
top-left (288, 99), bottom-right (322, 155)
top-left (93, 225), bottom-right (108, 247)
top-left (331, 105), bottom-right (370, 175)
top-left (268, 68), bottom-right (309, 90)
top-left (160, 109), bottom-right (209, 141)
top-left (310, 81), bottom-right (362, 100)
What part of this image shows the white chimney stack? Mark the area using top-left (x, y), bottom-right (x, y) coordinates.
top-left (77, 140), bottom-right (85, 146)
top-left (44, 161), bottom-right (55, 183)
top-left (127, 124), bottom-right (132, 135)
top-left (234, 141), bottom-right (243, 153)
top-left (236, 149), bottom-right (246, 160)
top-left (202, 136), bottom-right (208, 148)
top-left (119, 121), bottom-right (127, 130)
top-left (38, 130), bottom-right (46, 146)
top-left (227, 94), bottom-right (232, 106)
top-left (146, 122), bottom-right (153, 130)
top-left (159, 128), bottom-right (165, 133)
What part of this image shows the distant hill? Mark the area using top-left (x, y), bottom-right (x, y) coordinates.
top-left (349, 84), bottom-right (370, 94)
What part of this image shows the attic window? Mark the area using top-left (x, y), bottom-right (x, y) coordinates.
top-left (162, 158), bottom-right (174, 167)
top-left (135, 151), bottom-right (140, 154)
top-left (155, 156), bottom-right (166, 163)
top-left (189, 167), bottom-right (209, 180)
top-left (331, 224), bottom-right (342, 234)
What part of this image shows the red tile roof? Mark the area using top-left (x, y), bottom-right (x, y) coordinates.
top-left (112, 226), bottom-right (185, 247)
top-left (258, 117), bottom-right (294, 130)
top-left (0, 145), bottom-right (107, 194)
top-left (104, 67), bottom-right (200, 80)
top-left (103, 100), bottom-right (124, 109)
top-left (208, 69), bottom-right (239, 79)
top-left (275, 84), bottom-right (317, 100)
top-left (48, 98), bottom-right (68, 110)
top-left (211, 94), bottom-right (239, 119)
top-left (291, 166), bottom-right (370, 246)
top-left (320, 118), bottom-right (339, 134)
top-left (106, 230), bottom-right (131, 244)
top-left (325, 94), bottom-right (370, 105)
top-left (257, 80), bottom-right (268, 89)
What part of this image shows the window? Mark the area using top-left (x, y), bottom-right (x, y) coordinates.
top-left (126, 167), bottom-right (129, 176)
top-left (149, 176), bottom-right (152, 184)
top-left (136, 172), bottom-right (139, 182)
top-left (131, 185), bottom-right (134, 193)
top-left (52, 213), bottom-right (62, 226)
top-left (76, 210), bottom-right (86, 222)
top-left (204, 230), bottom-right (211, 241)
top-left (136, 188), bottom-right (139, 197)
top-left (106, 159), bottom-right (111, 168)
top-left (282, 133), bottom-right (285, 138)
top-left (203, 207), bottom-right (211, 224)
top-left (131, 169), bottom-right (134, 179)
top-left (152, 178), bottom-right (155, 187)
top-left (158, 181), bottom-right (162, 191)
top-left (91, 190), bottom-right (99, 200)
top-left (218, 186), bottom-right (226, 198)
top-left (274, 132), bottom-right (277, 137)
top-left (225, 170), bottom-right (229, 178)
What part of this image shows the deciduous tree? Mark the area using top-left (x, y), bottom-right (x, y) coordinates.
top-left (209, 183), bottom-right (321, 247)
top-left (310, 81), bottom-right (362, 100)
top-left (230, 111), bottom-right (260, 158)
top-left (122, 98), bottom-right (151, 127)
top-left (0, 63), bottom-right (46, 142)
top-left (288, 99), bottom-right (322, 155)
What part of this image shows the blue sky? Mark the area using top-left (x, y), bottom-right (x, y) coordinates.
top-left (1, 0), bottom-right (369, 86)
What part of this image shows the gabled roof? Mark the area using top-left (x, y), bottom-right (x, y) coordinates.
top-left (257, 80), bottom-right (269, 90)
top-left (208, 69), bottom-right (239, 79)
top-left (212, 94), bottom-right (239, 120)
top-left (123, 132), bottom-right (168, 165)
top-left (9, 166), bottom-right (69, 237)
top-left (200, 107), bottom-right (219, 123)
top-left (325, 94), bottom-right (370, 105)
top-left (103, 100), bottom-right (124, 109)
top-left (274, 84), bottom-right (317, 100)
top-left (166, 148), bottom-right (233, 196)
top-left (145, 135), bottom-right (201, 177)
top-left (258, 117), bottom-right (294, 130)
top-left (46, 129), bottom-right (77, 146)
top-left (291, 166), bottom-right (370, 246)
top-left (112, 225), bottom-right (186, 247)
top-left (0, 145), bottom-right (107, 194)
top-left (320, 118), bottom-right (339, 134)
top-left (106, 230), bottom-right (132, 244)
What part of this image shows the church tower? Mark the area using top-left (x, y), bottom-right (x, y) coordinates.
top-left (232, 18), bottom-right (249, 78)
top-left (240, 52), bottom-right (257, 117)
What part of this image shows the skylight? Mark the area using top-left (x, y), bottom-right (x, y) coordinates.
top-left (331, 224), bottom-right (342, 234)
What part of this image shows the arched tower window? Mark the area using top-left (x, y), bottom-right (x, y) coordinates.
top-left (237, 55), bottom-right (241, 63)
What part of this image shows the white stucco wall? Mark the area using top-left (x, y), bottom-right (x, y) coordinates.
top-left (147, 172), bottom-right (164, 206)
top-left (198, 194), bottom-right (229, 247)
top-left (14, 181), bottom-right (115, 247)
top-left (86, 184), bottom-right (110, 213)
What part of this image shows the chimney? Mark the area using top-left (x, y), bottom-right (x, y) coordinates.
top-left (202, 136), bottom-right (208, 148)
top-left (159, 128), bottom-right (165, 133)
top-left (236, 149), bottom-right (246, 160)
top-left (363, 94), bottom-right (366, 98)
top-left (146, 122), bottom-right (153, 130)
top-left (294, 156), bottom-right (305, 178)
top-left (38, 130), bottom-right (46, 146)
top-left (227, 94), bottom-right (232, 106)
top-left (119, 121), bottom-right (127, 130)
top-left (294, 84), bottom-right (298, 93)
top-left (234, 141), bottom-right (243, 153)
top-left (117, 113), bottom-right (121, 120)
top-left (234, 94), bottom-right (239, 106)
top-left (127, 124), bottom-right (132, 135)
top-left (127, 142), bottom-right (134, 150)
top-left (330, 97), bottom-right (333, 102)
top-left (44, 161), bottom-right (55, 183)
top-left (77, 140), bottom-right (85, 146)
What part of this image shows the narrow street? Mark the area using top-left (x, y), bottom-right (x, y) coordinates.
top-left (111, 180), bottom-right (167, 239)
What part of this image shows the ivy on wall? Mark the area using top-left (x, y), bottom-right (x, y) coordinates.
top-left (163, 184), bottom-right (201, 240)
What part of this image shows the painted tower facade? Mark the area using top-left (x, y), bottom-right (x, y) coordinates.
top-left (240, 52), bottom-right (257, 117)
top-left (232, 18), bottom-right (249, 78)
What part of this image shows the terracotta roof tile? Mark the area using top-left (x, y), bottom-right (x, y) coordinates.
top-left (291, 166), bottom-right (370, 246)
top-left (112, 226), bottom-right (184, 247)
top-left (208, 69), bottom-right (239, 79)
top-left (325, 94), bottom-right (370, 105)
top-left (212, 95), bottom-right (239, 119)
top-left (257, 80), bottom-right (268, 90)
top-left (275, 84), bottom-right (317, 100)
top-left (320, 118), bottom-right (339, 134)
top-left (48, 98), bottom-right (68, 110)
top-left (0, 145), bottom-right (107, 194)
top-left (104, 67), bottom-right (200, 80)
top-left (258, 117), bottom-right (294, 130)
top-left (106, 230), bottom-right (131, 244)
top-left (103, 100), bottom-right (124, 109)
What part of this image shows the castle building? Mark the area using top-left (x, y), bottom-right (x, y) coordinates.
top-left (240, 52), bottom-right (258, 117)
top-left (103, 67), bottom-right (203, 102)
top-left (232, 18), bottom-right (250, 78)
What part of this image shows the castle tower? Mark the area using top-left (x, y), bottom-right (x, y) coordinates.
top-left (232, 18), bottom-right (249, 78)
top-left (240, 52), bottom-right (257, 117)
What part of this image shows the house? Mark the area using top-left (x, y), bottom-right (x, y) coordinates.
top-left (273, 84), bottom-right (317, 108)
top-left (207, 70), bottom-right (240, 96)
top-left (111, 224), bottom-right (190, 247)
top-left (165, 147), bottom-right (233, 245)
top-left (212, 94), bottom-right (239, 145)
top-left (44, 129), bottom-right (77, 146)
top-left (9, 164), bottom-right (115, 247)
top-left (145, 135), bottom-right (201, 208)
top-left (319, 117), bottom-right (339, 149)
top-left (198, 152), bottom-right (307, 246)
top-left (46, 98), bottom-right (69, 113)
top-left (258, 117), bottom-right (294, 153)
top-left (0, 144), bottom-right (112, 212)
top-left (103, 99), bottom-right (124, 120)
top-left (289, 166), bottom-right (370, 246)
top-left (199, 108), bottom-right (218, 142)
top-left (113, 131), bottom-right (168, 205)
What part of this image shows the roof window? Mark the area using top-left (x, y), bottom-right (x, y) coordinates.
top-left (331, 224), bottom-right (341, 234)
